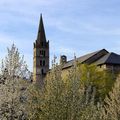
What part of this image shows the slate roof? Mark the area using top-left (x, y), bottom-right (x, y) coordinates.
top-left (77, 49), bottom-right (108, 63)
top-left (62, 49), bottom-right (108, 69)
top-left (95, 52), bottom-right (120, 65)
top-left (37, 14), bottom-right (46, 42)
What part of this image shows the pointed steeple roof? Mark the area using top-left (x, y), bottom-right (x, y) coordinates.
top-left (37, 14), bottom-right (46, 43)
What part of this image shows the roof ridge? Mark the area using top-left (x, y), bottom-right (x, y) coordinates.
top-left (95, 52), bottom-right (120, 65)
top-left (66, 49), bottom-right (104, 64)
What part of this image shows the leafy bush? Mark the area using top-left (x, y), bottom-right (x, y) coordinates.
top-left (27, 63), bottom-right (103, 120)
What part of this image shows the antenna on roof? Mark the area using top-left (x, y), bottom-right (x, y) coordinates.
top-left (74, 53), bottom-right (76, 60)
top-left (74, 53), bottom-right (77, 68)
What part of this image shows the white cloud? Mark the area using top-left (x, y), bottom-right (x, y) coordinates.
top-left (0, 0), bottom-right (120, 71)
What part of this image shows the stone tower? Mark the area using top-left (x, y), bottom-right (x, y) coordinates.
top-left (33, 15), bottom-right (49, 86)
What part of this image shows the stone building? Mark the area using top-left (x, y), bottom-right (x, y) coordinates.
top-left (33, 15), bottom-right (49, 85)
top-left (33, 15), bottom-right (120, 84)
top-left (61, 49), bottom-right (120, 76)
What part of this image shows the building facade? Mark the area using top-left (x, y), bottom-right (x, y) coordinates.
top-left (33, 15), bottom-right (120, 85)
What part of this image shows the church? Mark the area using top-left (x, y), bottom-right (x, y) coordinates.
top-left (33, 15), bottom-right (120, 84)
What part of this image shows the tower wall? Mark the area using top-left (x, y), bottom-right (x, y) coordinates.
top-left (33, 15), bottom-right (49, 86)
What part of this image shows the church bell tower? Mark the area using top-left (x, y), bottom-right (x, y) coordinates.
top-left (33, 15), bottom-right (49, 85)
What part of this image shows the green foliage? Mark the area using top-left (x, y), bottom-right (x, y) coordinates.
top-left (0, 46), bottom-right (117, 120)
top-left (77, 64), bottom-right (114, 101)
top-left (80, 103), bottom-right (102, 120)
top-left (102, 75), bottom-right (120, 120)
top-left (27, 64), bottom-right (101, 120)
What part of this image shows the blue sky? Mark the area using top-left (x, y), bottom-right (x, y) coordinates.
top-left (0, 0), bottom-right (120, 71)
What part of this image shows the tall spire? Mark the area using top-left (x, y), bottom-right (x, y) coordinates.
top-left (37, 14), bottom-right (46, 42)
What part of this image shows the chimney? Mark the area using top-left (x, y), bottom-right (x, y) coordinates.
top-left (60, 55), bottom-right (67, 65)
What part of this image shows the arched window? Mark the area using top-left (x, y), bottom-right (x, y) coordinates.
top-left (41, 69), bottom-right (44, 74)
top-left (43, 60), bottom-right (45, 66)
top-left (40, 50), bottom-right (42, 55)
top-left (41, 42), bottom-right (43, 47)
top-left (40, 60), bottom-right (42, 66)
top-left (43, 51), bottom-right (46, 57)
top-left (40, 50), bottom-right (45, 57)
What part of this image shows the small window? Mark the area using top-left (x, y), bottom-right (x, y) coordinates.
top-left (42, 50), bottom-right (43, 55)
top-left (43, 60), bottom-right (45, 66)
top-left (43, 51), bottom-right (46, 57)
top-left (41, 42), bottom-right (44, 47)
top-left (40, 60), bottom-right (42, 66)
top-left (40, 50), bottom-right (42, 55)
top-left (40, 50), bottom-right (45, 57)
top-left (41, 69), bottom-right (44, 74)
